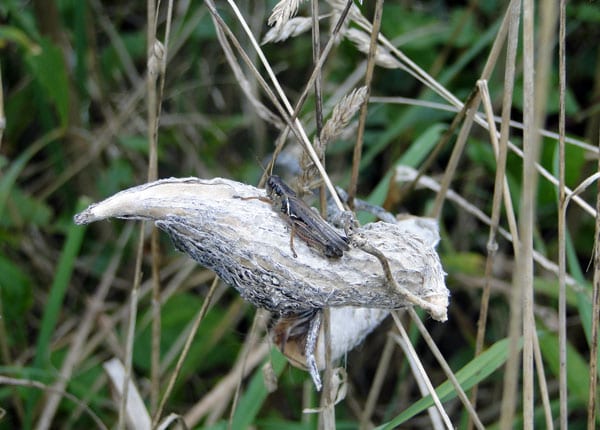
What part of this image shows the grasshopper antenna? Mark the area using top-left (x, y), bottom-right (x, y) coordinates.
top-left (256, 154), bottom-right (275, 188)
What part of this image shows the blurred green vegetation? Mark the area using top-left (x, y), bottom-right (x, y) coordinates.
top-left (1, 0), bottom-right (599, 428)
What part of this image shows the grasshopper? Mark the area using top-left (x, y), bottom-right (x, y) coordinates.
top-left (246, 175), bottom-right (349, 258)
top-left (265, 175), bottom-right (349, 258)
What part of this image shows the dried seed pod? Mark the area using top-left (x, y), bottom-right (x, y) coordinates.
top-left (272, 307), bottom-right (390, 371)
top-left (74, 177), bottom-right (448, 320)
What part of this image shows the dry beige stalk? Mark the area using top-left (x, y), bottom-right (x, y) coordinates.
top-left (103, 358), bottom-right (151, 430)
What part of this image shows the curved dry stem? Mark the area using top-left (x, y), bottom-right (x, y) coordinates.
top-left (153, 276), bottom-right (220, 427)
top-left (35, 225), bottom-right (133, 430)
top-left (405, 309), bottom-right (485, 430)
top-left (391, 312), bottom-right (454, 429)
top-left (0, 376), bottom-right (108, 430)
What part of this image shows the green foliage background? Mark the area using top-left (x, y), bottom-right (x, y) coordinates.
top-left (1, 0), bottom-right (599, 428)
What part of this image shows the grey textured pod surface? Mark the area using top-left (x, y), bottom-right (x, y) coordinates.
top-left (74, 177), bottom-right (448, 320)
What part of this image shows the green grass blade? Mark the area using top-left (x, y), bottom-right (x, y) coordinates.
top-left (376, 336), bottom-right (517, 429)
top-left (0, 128), bottom-right (63, 218)
top-left (33, 199), bottom-right (89, 367)
top-left (230, 348), bottom-right (288, 429)
top-left (23, 198), bottom-right (89, 428)
top-left (367, 123), bottom-right (446, 208)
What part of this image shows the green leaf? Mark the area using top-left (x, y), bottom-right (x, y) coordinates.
top-left (33, 199), bottom-right (88, 367)
top-left (367, 123), bottom-right (447, 210)
top-left (533, 277), bottom-right (579, 309)
top-left (0, 186), bottom-right (52, 227)
top-left (97, 158), bottom-right (135, 197)
top-left (538, 331), bottom-right (589, 406)
top-left (26, 38), bottom-right (70, 127)
top-left (118, 135), bottom-right (150, 155)
top-left (513, 79), bottom-right (580, 116)
top-left (23, 198), bottom-right (88, 423)
top-left (133, 294), bottom-right (241, 379)
top-left (376, 337), bottom-right (518, 429)
top-left (0, 255), bottom-right (34, 324)
top-left (441, 252), bottom-right (485, 277)
top-left (0, 128), bottom-right (62, 218)
top-left (570, 3), bottom-right (600, 23)
top-left (0, 24), bottom-right (41, 53)
top-left (230, 349), bottom-right (288, 429)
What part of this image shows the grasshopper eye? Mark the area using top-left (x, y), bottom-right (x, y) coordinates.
top-left (265, 181), bottom-right (274, 196)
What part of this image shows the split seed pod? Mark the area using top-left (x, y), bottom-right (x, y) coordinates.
top-left (74, 177), bottom-right (448, 371)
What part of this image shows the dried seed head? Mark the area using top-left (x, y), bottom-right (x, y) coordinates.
top-left (262, 16), bottom-right (313, 44)
top-left (268, 0), bottom-right (306, 30)
top-left (75, 177), bottom-right (449, 389)
top-left (326, 0), bottom-right (364, 23)
top-left (321, 86), bottom-right (368, 145)
top-left (147, 40), bottom-right (165, 79)
top-left (344, 28), bottom-right (403, 69)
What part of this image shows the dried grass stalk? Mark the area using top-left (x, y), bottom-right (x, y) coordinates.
top-left (103, 358), bottom-right (151, 430)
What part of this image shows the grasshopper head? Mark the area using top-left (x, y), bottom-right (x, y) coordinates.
top-left (266, 175), bottom-right (296, 199)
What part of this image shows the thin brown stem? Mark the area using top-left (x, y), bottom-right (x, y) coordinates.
top-left (146, 0), bottom-right (161, 415)
top-left (310, 0), bottom-right (328, 217)
top-left (557, 0), bottom-right (568, 428)
top-left (395, 87), bottom-right (479, 208)
top-left (348, 0), bottom-right (384, 208)
top-left (430, 91), bottom-right (481, 219)
top-left (225, 0), bottom-right (343, 210)
top-left (311, 0), bottom-right (324, 135)
top-left (264, 0), bottom-right (355, 189)
top-left (228, 309), bottom-right (269, 429)
top-left (360, 334), bottom-right (394, 429)
top-left (153, 276), bottom-right (220, 427)
top-left (496, 5), bottom-right (523, 428)
top-left (589, 133), bottom-right (600, 430)
top-left (117, 228), bottom-right (145, 430)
